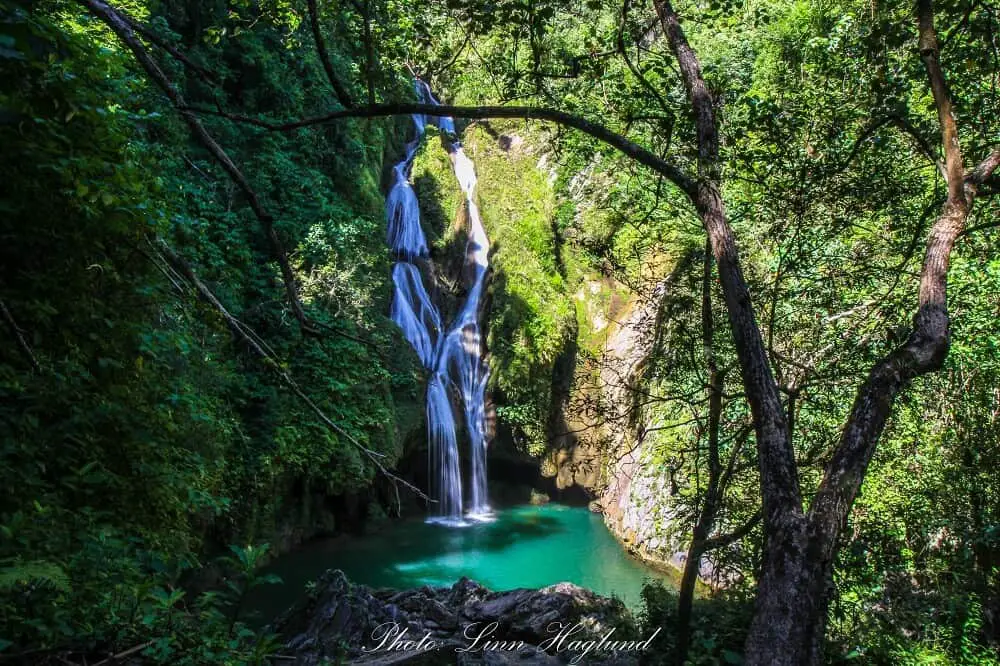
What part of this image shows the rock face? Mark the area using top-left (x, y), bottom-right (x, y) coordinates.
top-left (272, 570), bottom-right (645, 665)
top-left (544, 250), bottom-right (721, 582)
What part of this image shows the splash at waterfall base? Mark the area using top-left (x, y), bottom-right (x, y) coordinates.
top-left (379, 113), bottom-right (707, 587)
top-left (384, 83), bottom-right (494, 527)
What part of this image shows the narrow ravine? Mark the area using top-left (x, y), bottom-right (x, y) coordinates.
top-left (385, 80), bottom-right (491, 524)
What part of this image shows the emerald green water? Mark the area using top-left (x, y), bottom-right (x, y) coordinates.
top-left (251, 504), bottom-right (673, 622)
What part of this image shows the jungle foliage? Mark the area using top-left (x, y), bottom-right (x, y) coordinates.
top-left (1, 0), bottom-right (1000, 664)
top-left (0, 0), bottom-right (422, 661)
top-left (418, 0), bottom-right (1000, 663)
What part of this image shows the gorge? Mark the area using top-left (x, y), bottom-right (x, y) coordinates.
top-left (4, 1), bottom-right (1000, 665)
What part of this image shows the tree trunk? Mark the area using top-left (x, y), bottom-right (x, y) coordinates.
top-left (675, 538), bottom-right (706, 664)
top-left (743, 524), bottom-right (831, 666)
top-left (675, 241), bottom-right (724, 665)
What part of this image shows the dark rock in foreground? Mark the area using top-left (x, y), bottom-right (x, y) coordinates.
top-left (272, 570), bottom-right (652, 665)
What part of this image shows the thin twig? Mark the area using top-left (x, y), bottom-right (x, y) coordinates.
top-left (91, 641), bottom-right (154, 666)
top-left (0, 299), bottom-right (41, 372)
top-left (151, 239), bottom-right (433, 503)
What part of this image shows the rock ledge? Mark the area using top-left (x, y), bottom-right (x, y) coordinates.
top-left (272, 570), bottom-right (646, 665)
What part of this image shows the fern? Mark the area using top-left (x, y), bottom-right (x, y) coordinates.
top-left (0, 560), bottom-right (71, 593)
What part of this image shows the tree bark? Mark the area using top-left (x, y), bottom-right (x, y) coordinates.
top-left (650, 4), bottom-right (815, 658)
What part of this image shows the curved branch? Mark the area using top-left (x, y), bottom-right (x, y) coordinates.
top-left (181, 102), bottom-right (698, 197)
top-left (919, 0), bottom-right (966, 200)
top-left (702, 510), bottom-right (763, 551)
top-left (892, 115), bottom-right (947, 177)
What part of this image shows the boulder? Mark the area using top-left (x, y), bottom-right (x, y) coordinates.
top-left (271, 570), bottom-right (644, 665)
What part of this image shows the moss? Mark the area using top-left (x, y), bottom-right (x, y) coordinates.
top-left (411, 122), bottom-right (578, 452)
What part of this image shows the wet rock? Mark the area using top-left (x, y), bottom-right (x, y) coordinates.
top-left (425, 599), bottom-right (458, 630)
top-left (272, 570), bottom-right (642, 665)
top-left (529, 489), bottom-right (551, 505)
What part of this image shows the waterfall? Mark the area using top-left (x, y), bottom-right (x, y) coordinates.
top-left (384, 80), bottom-right (492, 525)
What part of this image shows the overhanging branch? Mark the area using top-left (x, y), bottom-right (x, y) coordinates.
top-left (180, 102), bottom-right (698, 198)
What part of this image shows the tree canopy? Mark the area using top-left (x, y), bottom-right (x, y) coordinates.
top-left (1, 0), bottom-right (999, 664)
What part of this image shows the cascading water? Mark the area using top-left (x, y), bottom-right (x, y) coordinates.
top-left (384, 80), bottom-right (492, 525)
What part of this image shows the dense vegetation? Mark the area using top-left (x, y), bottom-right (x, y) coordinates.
top-left (0, 0), bottom-right (423, 660)
top-left (1, 0), bottom-right (999, 664)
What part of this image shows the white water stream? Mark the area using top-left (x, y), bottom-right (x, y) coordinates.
top-left (385, 81), bottom-right (491, 525)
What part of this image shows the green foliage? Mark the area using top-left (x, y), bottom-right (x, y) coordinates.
top-left (412, 122), bottom-right (577, 452)
top-left (3, 0), bottom-right (1000, 662)
top-left (0, 562), bottom-right (70, 595)
top-left (0, 0), bottom-right (420, 659)
top-left (422, 0), bottom-right (1000, 660)
top-left (639, 581), bottom-right (753, 665)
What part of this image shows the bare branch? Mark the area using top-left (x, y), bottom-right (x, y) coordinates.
top-left (79, 0), bottom-right (316, 335)
top-left (702, 510), bottom-right (763, 551)
top-left (0, 299), bottom-right (41, 373)
top-left (180, 102), bottom-right (699, 197)
top-left (153, 239), bottom-right (432, 503)
top-left (918, 0), bottom-right (966, 200)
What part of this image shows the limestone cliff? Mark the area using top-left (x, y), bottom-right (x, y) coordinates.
top-left (406, 119), bottom-right (700, 575)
